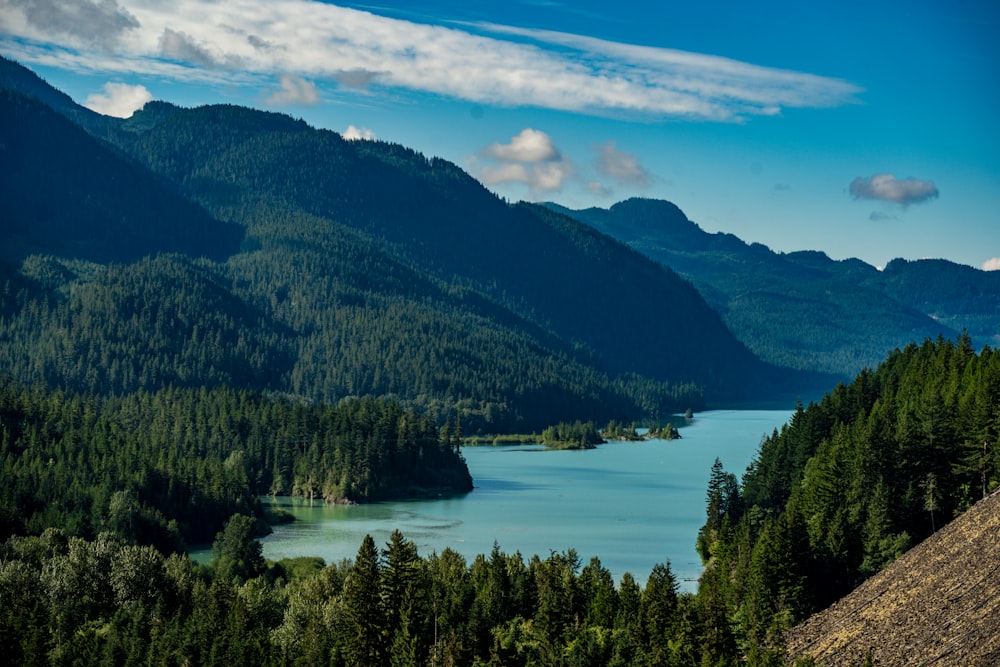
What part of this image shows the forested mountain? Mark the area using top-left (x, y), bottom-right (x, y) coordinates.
top-left (693, 333), bottom-right (1000, 663)
top-left (0, 89), bottom-right (242, 264)
top-left (547, 198), bottom-right (998, 378)
top-left (0, 56), bottom-right (823, 437)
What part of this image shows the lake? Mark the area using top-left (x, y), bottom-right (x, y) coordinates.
top-left (249, 409), bottom-right (792, 591)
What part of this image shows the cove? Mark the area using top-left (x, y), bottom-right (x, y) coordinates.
top-left (252, 409), bottom-right (792, 591)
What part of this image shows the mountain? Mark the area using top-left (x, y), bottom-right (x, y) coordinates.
top-left (0, 57), bottom-right (824, 432)
top-left (784, 488), bottom-right (1000, 666)
top-left (0, 88), bottom-right (243, 265)
top-left (547, 198), bottom-right (998, 378)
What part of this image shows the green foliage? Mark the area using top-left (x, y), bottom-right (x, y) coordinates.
top-left (0, 528), bottom-right (741, 666)
top-left (696, 334), bottom-right (1000, 656)
top-left (0, 60), bottom-right (725, 433)
top-left (0, 89), bottom-right (241, 265)
top-left (212, 514), bottom-right (266, 583)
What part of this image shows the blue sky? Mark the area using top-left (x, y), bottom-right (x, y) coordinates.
top-left (1, 0), bottom-right (997, 270)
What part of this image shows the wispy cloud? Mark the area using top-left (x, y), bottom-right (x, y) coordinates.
top-left (868, 210), bottom-right (899, 222)
top-left (84, 81), bottom-right (151, 117)
top-left (982, 257), bottom-right (1000, 272)
top-left (0, 0), bottom-right (862, 120)
top-left (593, 140), bottom-right (651, 187)
top-left (477, 128), bottom-right (574, 195)
top-left (586, 181), bottom-right (613, 197)
top-left (850, 173), bottom-right (939, 206)
top-left (158, 27), bottom-right (219, 67)
top-left (265, 73), bottom-right (320, 106)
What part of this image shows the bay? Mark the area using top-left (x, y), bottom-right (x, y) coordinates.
top-left (251, 409), bottom-right (792, 591)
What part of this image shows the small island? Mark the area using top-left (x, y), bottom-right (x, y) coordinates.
top-left (537, 417), bottom-right (685, 449)
top-left (541, 420), bottom-right (605, 449)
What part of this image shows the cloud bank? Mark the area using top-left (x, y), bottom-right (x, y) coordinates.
top-left (0, 0), bottom-right (862, 120)
top-left (84, 81), bottom-right (151, 117)
top-left (982, 258), bottom-right (1000, 272)
top-left (3, 0), bottom-right (138, 51)
top-left (850, 173), bottom-right (939, 206)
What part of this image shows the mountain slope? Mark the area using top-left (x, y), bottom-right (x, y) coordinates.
top-left (113, 104), bottom-right (780, 395)
top-left (3, 57), bottom-right (822, 432)
top-left (0, 88), bottom-right (243, 264)
top-left (784, 489), bottom-right (1000, 666)
top-left (547, 198), bottom-right (993, 379)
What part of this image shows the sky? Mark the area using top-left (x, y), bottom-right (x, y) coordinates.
top-left (1, 0), bottom-right (998, 270)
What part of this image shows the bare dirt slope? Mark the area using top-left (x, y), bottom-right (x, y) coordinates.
top-left (785, 489), bottom-right (1000, 666)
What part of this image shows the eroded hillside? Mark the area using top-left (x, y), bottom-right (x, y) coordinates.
top-left (785, 490), bottom-right (1000, 666)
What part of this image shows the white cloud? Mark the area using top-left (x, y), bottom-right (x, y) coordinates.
top-left (850, 173), bottom-right (939, 206)
top-left (477, 128), bottom-right (574, 195)
top-left (478, 160), bottom-right (575, 195)
top-left (84, 81), bottom-right (152, 117)
top-left (472, 128), bottom-right (576, 197)
top-left (593, 140), bottom-right (650, 187)
top-left (343, 124), bottom-right (375, 141)
top-left (982, 258), bottom-right (1000, 272)
top-left (266, 73), bottom-right (320, 105)
top-left (0, 0), bottom-right (863, 121)
top-left (484, 128), bottom-right (560, 163)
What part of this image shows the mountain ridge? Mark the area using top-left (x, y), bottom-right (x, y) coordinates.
top-left (547, 197), bottom-right (997, 378)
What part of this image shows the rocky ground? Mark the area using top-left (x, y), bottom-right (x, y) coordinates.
top-left (784, 489), bottom-right (1000, 666)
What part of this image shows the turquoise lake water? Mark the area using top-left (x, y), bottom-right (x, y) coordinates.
top-left (249, 409), bottom-right (793, 591)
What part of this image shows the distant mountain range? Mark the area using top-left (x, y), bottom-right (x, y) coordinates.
top-left (547, 198), bottom-right (999, 378)
top-left (1, 56), bottom-right (830, 433)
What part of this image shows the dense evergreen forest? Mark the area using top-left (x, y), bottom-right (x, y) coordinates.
top-left (0, 380), bottom-right (472, 546)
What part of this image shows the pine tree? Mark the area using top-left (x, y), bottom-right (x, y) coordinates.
top-left (342, 534), bottom-right (385, 666)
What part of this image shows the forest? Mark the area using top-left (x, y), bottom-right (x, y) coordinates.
top-left (552, 198), bottom-right (999, 379)
top-left (0, 380), bottom-right (472, 547)
top-left (2, 336), bottom-right (997, 665)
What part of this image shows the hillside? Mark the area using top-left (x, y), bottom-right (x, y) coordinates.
top-left (547, 198), bottom-right (997, 379)
top-left (0, 88), bottom-right (243, 264)
top-left (784, 489), bottom-right (1000, 666)
top-left (0, 56), bottom-right (831, 433)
